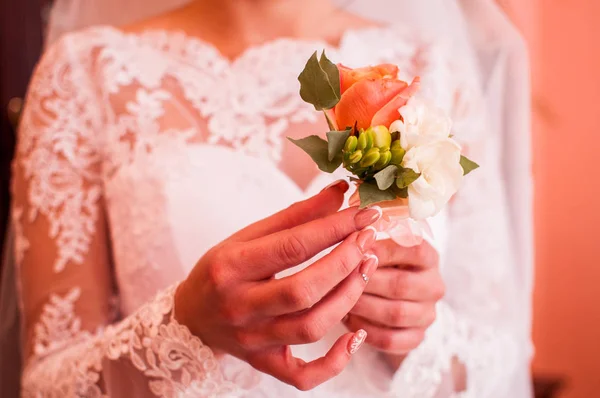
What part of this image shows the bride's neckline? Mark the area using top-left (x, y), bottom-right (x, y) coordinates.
top-left (93, 24), bottom-right (395, 66)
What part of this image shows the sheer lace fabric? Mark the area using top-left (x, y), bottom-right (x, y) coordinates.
top-left (11, 25), bottom-right (529, 397)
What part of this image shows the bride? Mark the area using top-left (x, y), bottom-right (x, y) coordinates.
top-left (6, 0), bottom-right (533, 396)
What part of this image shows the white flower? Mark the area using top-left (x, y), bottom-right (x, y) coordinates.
top-left (389, 97), bottom-right (463, 219)
top-left (389, 97), bottom-right (452, 151)
top-left (402, 139), bottom-right (463, 219)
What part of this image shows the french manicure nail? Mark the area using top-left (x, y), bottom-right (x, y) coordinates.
top-left (356, 227), bottom-right (377, 252)
top-left (359, 254), bottom-right (379, 282)
top-left (354, 206), bottom-right (382, 229)
top-left (320, 179), bottom-right (349, 193)
top-left (348, 329), bottom-right (367, 354)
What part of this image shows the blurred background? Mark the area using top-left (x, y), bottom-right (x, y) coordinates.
top-left (1, 1), bottom-right (599, 397)
top-left (496, 1), bottom-right (600, 397)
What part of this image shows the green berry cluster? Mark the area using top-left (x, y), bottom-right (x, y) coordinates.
top-left (342, 126), bottom-right (405, 178)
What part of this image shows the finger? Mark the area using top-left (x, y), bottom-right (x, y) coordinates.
top-left (344, 314), bottom-right (425, 355)
top-left (229, 180), bottom-right (349, 242)
top-left (371, 239), bottom-right (439, 269)
top-left (246, 330), bottom-right (367, 391)
top-left (350, 294), bottom-right (436, 328)
top-left (246, 229), bottom-right (378, 316)
top-left (244, 254), bottom-right (378, 346)
top-left (363, 268), bottom-right (445, 301)
top-left (234, 206), bottom-right (382, 280)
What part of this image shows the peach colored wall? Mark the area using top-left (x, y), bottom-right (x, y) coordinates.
top-left (502, 1), bottom-right (600, 397)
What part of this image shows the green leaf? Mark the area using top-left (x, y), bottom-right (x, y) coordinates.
top-left (460, 155), bottom-right (480, 175)
top-left (395, 187), bottom-right (409, 198)
top-left (326, 128), bottom-right (351, 162)
top-left (319, 50), bottom-right (340, 87)
top-left (298, 51), bottom-right (341, 111)
top-left (374, 165), bottom-right (399, 190)
top-left (396, 168), bottom-right (421, 189)
top-left (358, 181), bottom-right (398, 208)
top-left (288, 136), bottom-right (342, 173)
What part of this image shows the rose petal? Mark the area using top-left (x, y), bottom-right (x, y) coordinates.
top-left (338, 64), bottom-right (399, 94)
top-left (335, 78), bottom-right (408, 130)
top-left (371, 77), bottom-right (421, 128)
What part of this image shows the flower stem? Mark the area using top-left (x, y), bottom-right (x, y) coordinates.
top-left (323, 110), bottom-right (336, 131)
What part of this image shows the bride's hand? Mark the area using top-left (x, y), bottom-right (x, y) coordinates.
top-left (174, 180), bottom-right (381, 391)
top-left (343, 239), bottom-right (444, 367)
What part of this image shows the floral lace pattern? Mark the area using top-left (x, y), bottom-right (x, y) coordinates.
top-left (17, 33), bottom-right (104, 272)
top-left (33, 287), bottom-right (84, 357)
top-left (11, 207), bottom-right (30, 266)
top-left (22, 286), bottom-right (240, 398)
top-left (11, 25), bottom-right (530, 397)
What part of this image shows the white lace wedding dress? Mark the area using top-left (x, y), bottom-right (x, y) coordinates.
top-left (11, 25), bottom-right (530, 397)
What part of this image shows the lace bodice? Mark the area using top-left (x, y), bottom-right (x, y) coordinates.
top-left (11, 25), bottom-right (531, 397)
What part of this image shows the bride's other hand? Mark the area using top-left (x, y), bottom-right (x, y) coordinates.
top-left (174, 180), bottom-right (381, 391)
top-left (344, 239), bottom-right (444, 366)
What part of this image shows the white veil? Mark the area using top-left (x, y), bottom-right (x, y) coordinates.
top-left (1, 0), bottom-right (533, 396)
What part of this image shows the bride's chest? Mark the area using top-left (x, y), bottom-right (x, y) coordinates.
top-left (99, 74), bottom-right (340, 282)
top-left (91, 32), bottom-right (450, 306)
top-left (99, 112), bottom-right (343, 312)
top-left (94, 29), bottom-right (444, 209)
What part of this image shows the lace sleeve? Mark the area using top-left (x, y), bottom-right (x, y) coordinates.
top-left (389, 52), bottom-right (533, 397)
top-left (11, 34), bottom-right (239, 398)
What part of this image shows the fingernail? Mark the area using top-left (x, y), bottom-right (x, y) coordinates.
top-left (356, 226), bottom-right (377, 252)
top-left (348, 329), bottom-right (367, 354)
top-left (359, 253), bottom-right (379, 283)
top-left (354, 206), bottom-right (382, 229)
top-left (320, 179), bottom-right (349, 193)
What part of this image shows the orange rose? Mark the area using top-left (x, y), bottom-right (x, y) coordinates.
top-left (326, 64), bottom-right (420, 131)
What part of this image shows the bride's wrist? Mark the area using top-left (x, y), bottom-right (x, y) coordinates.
top-left (173, 280), bottom-right (197, 333)
top-left (173, 281), bottom-right (227, 357)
